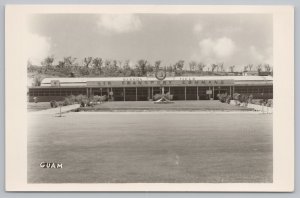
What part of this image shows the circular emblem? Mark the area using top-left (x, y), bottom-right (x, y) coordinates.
top-left (155, 69), bottom-right (167, 81)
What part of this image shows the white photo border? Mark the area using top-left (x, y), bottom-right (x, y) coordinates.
top-left (5, 5), bottom-right (294, 192)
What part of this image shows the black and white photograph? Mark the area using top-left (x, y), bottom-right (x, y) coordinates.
top-left (5, 5), bottom-right (294, 191)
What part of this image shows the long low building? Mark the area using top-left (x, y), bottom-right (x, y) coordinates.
top-left (28, 76), bottom-right (273, 102)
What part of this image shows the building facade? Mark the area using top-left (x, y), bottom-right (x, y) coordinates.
top-left (28, 76), bottom-right (273, 102)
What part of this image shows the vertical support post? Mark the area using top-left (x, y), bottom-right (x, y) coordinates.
top-left (233, 86), bottom-right (235, 95)
top-left (107, 88), bottom-right (109, 101)
top-left (123, 87), bottom-right (126, 101)
top-left (135, 87), bottom-right (138, 101)
top-left (100, 88), bottom-right (102, 96)
top-left (86, 88), bottom-right (89, 97)
top-left (197, 86), bottom-right (199, 100)
top-left (184, 86), bottom-right (187, 101)
top-left (162, 86), bottom-right (164, 95)
top-left (230, 86), bottom-right (232, 97)
top-left (148, 87), bottom-right (150, 101)
top-left (212, 86), bottom-right (215, 100)
top-left (152, 87), bottom-right (153, 98)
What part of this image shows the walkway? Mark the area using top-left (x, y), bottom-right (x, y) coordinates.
top-left (29, 104), bottom-right (80, 114)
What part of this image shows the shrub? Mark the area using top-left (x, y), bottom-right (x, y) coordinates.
top-left (99, 95), bottom-right (107, 102)
top-left (50, 100), bottom-right (58, 108)
top-left (259, 99), bottom-right (265, 105)
top-left (92, 95), bottom-right (107, 102)
top-left (75, 94), bottom-right (88, 103)
top-left (62, 97), bottom-right (74, 106)
top-left (217, 93), bottom-right (228, 103)
top-left (233, 93), bottom-right (240, 101)
top-left (248, 94), bottom-right (254, 104)
top-left (68, 95), bottom-right (76, 102)
top-left (92, 95), bottom-right (102, 102)
top-left (80, 101), bottom-right (86, 107)
top-left (267, 99), bottom-right (273, 107)
top-left (225, 95), bottom-right (232, 104)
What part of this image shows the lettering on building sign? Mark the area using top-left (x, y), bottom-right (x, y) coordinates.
top-left (87, 79), bottom-right (233, 87)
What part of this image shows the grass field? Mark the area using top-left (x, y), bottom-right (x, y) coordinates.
top-left (28, 112), bottom-right (272, 183)
top-left (79, 100), bottom-right (252, 112)
top-left (27, 102), bottom-right (52, 112)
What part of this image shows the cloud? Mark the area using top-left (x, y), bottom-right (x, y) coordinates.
top-left (97, 14), bottom-right (142, 33)
top-left (193, 23), bottom-right (203, 33)
top-left (23, 31), bottom-right (51, 65)
top-left (213, 37), bottom-right (236, 57)
top-left (249, 45), bottom-right (273, 65)
top-left (196, 37), bottom-right (236, 63)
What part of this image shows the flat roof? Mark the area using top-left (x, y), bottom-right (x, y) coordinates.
top-left (31, 76), bottom-right (273, 88)
top-left (41, 76), bottom-right (273, 84)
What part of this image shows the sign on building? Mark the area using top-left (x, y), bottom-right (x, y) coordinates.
top-left (87, 79), bottom-right (234, 88)
top-left (206, 90), bottom-right (212, 95)
top-left (51, 80), bottom-right (60, 87)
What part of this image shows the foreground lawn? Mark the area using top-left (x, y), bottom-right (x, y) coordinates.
top-left (28, 112), bottom-right (272, 183)
top-left (79, 100), bottom-right (252, 111)
top-left (27, 102), bottom-right (53, 112)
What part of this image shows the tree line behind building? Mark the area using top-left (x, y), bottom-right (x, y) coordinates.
top-left (28, 56), bottom-right (273, 86)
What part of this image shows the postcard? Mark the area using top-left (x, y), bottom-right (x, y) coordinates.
top-left (5, 5), bottom-right (294, 191)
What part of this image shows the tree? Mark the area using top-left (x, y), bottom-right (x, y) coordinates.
top-left (33, 75), bottom-right (43, 86)
top-left (218, 63), bottom-right (224, 72)
top-left (247, 64), bottom-right (253, 71)
top-left (104, 59), bottom-right (111, 67)
top-left (145, 62), bottom-right (154, 74)
top-left (229, 65), bottom-right (235, 72)
top-left (257, 64), bottom-right (262, 72)
top-left (27, 60), bottom-right (36, 73)
top-left (123, 60), bottom-right (130, 69)
top-left (174, 60), bottom-right (184, 76)
top-left (83, 57), bottom-right (93, 68)
top-left (136, 59), bottom-right (148, 76)
top-left (174, 60), bottom-right (184, 70)
top-left (166, 65), bottom-right (173, 73)
top-left (264, 64), bottom-right (271, 72)
top-left (41, 56), bottom-right (54, 68)
top-left (189, 61), bottom-right (197, 71)
top-left (154, 60), bottom-right (161, 70)
top-left (55, 56), bottom-right (77, 76)
top-left (92, 57), bottom-right (103, 75)
top-left (197, 62), bottom-right (206, 73)
top-left (63, 56), bottom-right (77, 67)
top-left (211, 64), bottom-right (218, 72)
top-left (57, 61), bottom-right (65, 68)
top-left (103, 60), bottom-right (120, 77)
top-left (122, 60), bottom-right (133, 76)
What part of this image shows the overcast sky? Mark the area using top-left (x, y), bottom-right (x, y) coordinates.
top-left (25, 14), bottom-right (273, 70)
